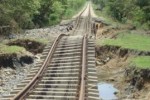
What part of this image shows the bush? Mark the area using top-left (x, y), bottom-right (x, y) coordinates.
top-left (0, 0), bottom-right (86, 34)
top-left (92, 0), bottom-right (150, 29)
top-left (49, 14), bottom-right (60, 25)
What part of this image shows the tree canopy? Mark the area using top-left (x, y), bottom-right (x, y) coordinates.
top-left (92, 0), bottom-right (150, 29)
top-left (0, 0), bottom-right (86, 34)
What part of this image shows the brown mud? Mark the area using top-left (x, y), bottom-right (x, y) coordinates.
top-left (92, 18), bottom-right (123, 40)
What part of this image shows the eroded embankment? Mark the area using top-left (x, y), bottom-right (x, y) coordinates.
top-left (125, 67), bottom-right (150, 90)
top-left (0, 39), bottom-right (46, 69)
top-left (7, 39), bottom-right (46, 54)
top-left (96, 45), bottom-right (150, 57)
top-left (0, 39), bottom-right (47, 96)
top-left (96, 45), bottom-right (150, 99)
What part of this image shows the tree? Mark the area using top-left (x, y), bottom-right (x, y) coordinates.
top-left (93, 0), bottom-right (150, 29)
top-left (0, 0), bottom-right (87, 34)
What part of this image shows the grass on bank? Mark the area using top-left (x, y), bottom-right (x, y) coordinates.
top-left (0, 44), bottom-right (25, 54)
top-left (98, 32), bottom-right (150, 52)
top-left (36, 38), bottom-right (49, 44)
top-left (132, 56), bottom-right (150, 69)
top-left (10, 38), bottom-right (49, 45)
top-left (93, 3), bottom-right (150, 69)
top-left (96, 32), bottom-right (150, 69)
top-left (0, 38), bottom-right (48, 54)
top-left (23, 38), bottom-right (49, 45)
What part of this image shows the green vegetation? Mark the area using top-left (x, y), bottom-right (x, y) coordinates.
top-left (63, 0), bottom-right (86, 19)
top-left (132, 56), bottom-right (150, 69)
top-left (0, 44), bottom-right (25, 54)
top-left (34, 38), bottom-right (49, 44)
top-left (11, 38), bottom-right (49, 45)
top-left (93, 0), bottom-right (150, 69)
top-left (98, 32), bottom-right (150, 51)
top-left (0, 0), bottom-right (86, 34)
top-left (92, 3), bottom-right (118, 26)
top-left (92, 0), bottom-right (150, 30)
top-left (0, 38), bottom-right (48, 54)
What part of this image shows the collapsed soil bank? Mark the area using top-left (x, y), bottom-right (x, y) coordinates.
top-left (0, 39), bottom-right (46, 68)
top-left (96, 45), bottom-right (150, 57)
top-left (7, 39), bottom-right (46, 54)
top-left (0, 39), bottom-right (44, 96)
top-left (96, 45), bottom-right (150, 99)
top-left (125, 67), bottom-right (150, 90)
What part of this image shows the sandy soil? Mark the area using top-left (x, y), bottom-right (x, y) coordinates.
top-left (96, 52), bottom-right (129, 99)
top-left (96, 42), bottom-right (150, 99)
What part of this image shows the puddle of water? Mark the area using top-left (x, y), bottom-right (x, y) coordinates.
top-left (98, 83), bottom-right (118, 100)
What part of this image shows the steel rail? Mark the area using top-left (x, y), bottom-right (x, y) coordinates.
top-left (79, 35), bottom-right (87, 100)
top-left (88, 3), bottom-right (92, 35)
top-left (72, 4), bottom-right (89, 34)
top-left (79, 4), bottom-right (91, 99)
top-left (0, 2), bottom-right (100, 100)
top-left (12, 33), bottom-right (66, 100)
top-left (11, 3), bottom-right (91, 100)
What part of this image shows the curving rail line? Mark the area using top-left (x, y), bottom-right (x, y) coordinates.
top-left (2, 2), bottom-right (99, 100)
top-left (72, 3), bottom-right (92, 35)
top-left (79, 35), bottom-right (87, 100)
top-left (12, 34), bottom-right (67, 100)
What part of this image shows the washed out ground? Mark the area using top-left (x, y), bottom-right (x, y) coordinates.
top-left (0, 3), bottom-right (90, 97)
top-left (93, 3), bottom-right (150, 99)
top-left (0, 22), bottom-right (74, 97)
top-left (0, 2), bottom-right (150, 99)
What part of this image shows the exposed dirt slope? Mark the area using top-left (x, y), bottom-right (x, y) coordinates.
top-left (7, 39), bottom-right (46, 54)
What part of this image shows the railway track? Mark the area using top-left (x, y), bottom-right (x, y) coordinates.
top-left (72, 3), bottom-right (91, 36)
top-left (2, 3), bottom-right (99, 100)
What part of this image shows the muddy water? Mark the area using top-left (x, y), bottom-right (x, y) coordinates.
top-left (98, 82), bottom-right (118, 100)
